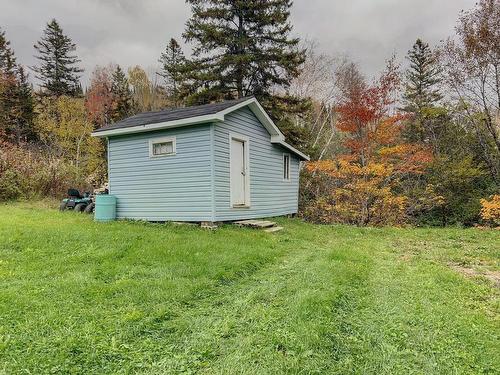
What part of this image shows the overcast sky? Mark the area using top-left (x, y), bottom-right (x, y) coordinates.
top-left (0, 0), bottom-right (475, 87)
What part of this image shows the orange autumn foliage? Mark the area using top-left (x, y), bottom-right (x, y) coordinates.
top-left (303, 61), bottom-right (433, 226)
top-left (304, 160), bottom-right (409, 225)
top-left (480, 195), bottom-right (500, 226)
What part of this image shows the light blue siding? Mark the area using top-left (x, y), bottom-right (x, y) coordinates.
top-left (107, 107), bottom-right (301, 222)
top-left (213, 107), bottom-right (300, 221)
top-left (108, 124), bottom-right (213, 221)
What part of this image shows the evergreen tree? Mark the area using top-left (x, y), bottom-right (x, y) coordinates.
top-left (402, 39), bottom-right (443, 145)
top-left (182, 0), bottom-right (307, 127)
top-left (0, 28), bottom-right (17, 74)
top-left (159, 38), bottom-right (186, 106)
top-left (32, 19), bottom-right (83, 97)
top-left (111, 65), bottom-right (133, 121)
top-left (0, 28), bottom-right (35, 143)
top-left (12, 66), bottom-right (36, 141)
top-left (403, 39), bottom-right (442, 112)
top-left (0, 27), bottom-right (17, 141)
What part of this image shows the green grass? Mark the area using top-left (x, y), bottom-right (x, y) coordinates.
top-left (0, 202), bottom-right (499, 374)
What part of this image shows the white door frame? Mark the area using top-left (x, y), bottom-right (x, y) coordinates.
top-left (229, 132), bottom-right (251, 208)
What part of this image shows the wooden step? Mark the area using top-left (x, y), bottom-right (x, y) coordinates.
top-left (234, 219), bottom-right (276, 228)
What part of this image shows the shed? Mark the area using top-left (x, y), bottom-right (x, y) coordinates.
top-left (92, 97), bottom-right (309, 222)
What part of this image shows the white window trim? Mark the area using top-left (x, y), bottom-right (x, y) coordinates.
top-left (149, 136), bottom-right (176, 158)
top-left (283, 153), bottom-right (291, 182)
top-left (229, 132), bottom-right (251, 208)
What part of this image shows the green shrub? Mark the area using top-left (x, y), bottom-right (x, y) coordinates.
top-left (0, 142), bottom-right (94, 201)
top-left (0, 169), bottom-right (21, 200)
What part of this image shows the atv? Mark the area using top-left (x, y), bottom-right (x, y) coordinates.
top-left (59, 189), bottom-right (93, 213)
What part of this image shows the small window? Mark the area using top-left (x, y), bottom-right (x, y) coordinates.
top-left (149, 137), bottom-right (176, 157)
top-left (283, 154), bottom-right (290, 181)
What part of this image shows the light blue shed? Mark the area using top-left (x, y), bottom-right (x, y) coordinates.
top-left (92, 97), bottom-right (309, 222)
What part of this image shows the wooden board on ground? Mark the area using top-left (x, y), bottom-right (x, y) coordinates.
top-left (234, 219), bottom-right (276, 228)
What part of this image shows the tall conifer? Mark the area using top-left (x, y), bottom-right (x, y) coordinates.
top-left (0, 28), bottom-right (35, 143)
top-left (402, 39), bottom-right (443, 145)
top-left (159, 38), bottom-right (186, 106)
top-left (111, 65), bottom-right (133, 122)
top-left (182, 0), bottom-right (307, 123)
top-left (0, 28), bottom-right (17, 74)
top-left (403, 39), bottom-right (442, 112)
top-left (32, 19), bottom-right (83, 97)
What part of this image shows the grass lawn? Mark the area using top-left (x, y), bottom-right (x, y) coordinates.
top-left (0, 202), bottom-right (499, 374)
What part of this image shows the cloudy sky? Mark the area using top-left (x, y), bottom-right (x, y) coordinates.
top-left (1, 0), bottom-right (474, 87)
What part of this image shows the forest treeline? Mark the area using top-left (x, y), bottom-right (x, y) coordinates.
top-left (0, 0), bottom-right (499, 226)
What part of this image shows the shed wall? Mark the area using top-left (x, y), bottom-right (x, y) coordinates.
top-left (108, 124), bottom-right (213, 221)
top-left (213, 107), bottom-right (300, 221)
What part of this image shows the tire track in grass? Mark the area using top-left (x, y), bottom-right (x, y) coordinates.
top-left (341, 234), bottom-right (500, 375)
top-left (0, 208), bottom-right (299, 374)
top-left (5, 206), bottom-right (497, 374)
top-left (144, 228), bottom-right (499, 375)
top-left (143, 226), bottom-right (377, 374)
top-left (15, 224), bottom-right (314, 374)
top-left (130, 233), bottom-right (325, 373)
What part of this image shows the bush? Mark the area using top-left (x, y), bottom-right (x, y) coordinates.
top-left (418, 156), bottom-right (488, 226)
top-left (0, 169), bottom-right (21, 200)
top-left (0, 141), bottom-right (93, 201)
top-left (480, 195), bottom-right (500, 226)
top-left (300, 160), bottom-right (414, 226)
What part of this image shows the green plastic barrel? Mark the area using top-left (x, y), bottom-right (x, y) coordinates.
top-left (95, 195), bottom-right (117, 222)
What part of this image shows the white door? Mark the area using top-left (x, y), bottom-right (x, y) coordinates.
top-left (231, 138), bottom-right (246, 206)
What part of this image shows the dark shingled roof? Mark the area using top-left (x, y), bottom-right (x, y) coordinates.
top-left (94, 96), bottom-right (254, 133)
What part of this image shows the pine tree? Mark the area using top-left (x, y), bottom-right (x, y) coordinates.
top-left (32, 19), bottom-right (83, 97)
top-left (0, 28), bottom-right (17, 74)
top-left (182, 0), bottom-right (307, 120)
top-left (403, 39), bottom-right (442, 112)
top-left (111, 65), bottom-right (133, 122)
top-left (0, 28), bottom-right (35, 143)
top-left (402, 39), bottom-right (443, 145)
top-left (159, 38), bottom-right (186, 106)
top-left (13, 66), bottom-right (36, 141)
top-left (0, 27), bottom-right (17, 141)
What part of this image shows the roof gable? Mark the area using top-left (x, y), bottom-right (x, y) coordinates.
top-left (92, 97), bottom-right (309, 160)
